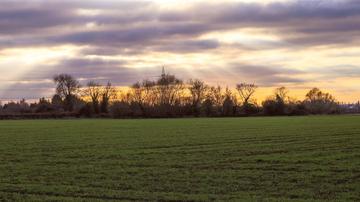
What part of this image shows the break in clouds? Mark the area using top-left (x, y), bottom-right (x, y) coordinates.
top-left (1, 0), bottom-right (360, 100)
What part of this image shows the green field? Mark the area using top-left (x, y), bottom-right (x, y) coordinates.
top-left (0, 116), bottom-right (359, 201)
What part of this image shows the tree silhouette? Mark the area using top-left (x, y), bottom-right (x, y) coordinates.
top-left (236, 83), bottom-right (257, 105)
top-left (84, 81), bottom-right (102, 114)
top-left (100, 82), bottom-right (116, 113)
top-left (304, 88), bottom-right (338, 114)
top-left (53, 74), bottom-right (80, 111)
top-left (188, 79), bottom-right (208, 116)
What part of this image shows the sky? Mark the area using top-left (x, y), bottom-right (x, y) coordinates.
top-left (0, 0), bottom-right (360, 102)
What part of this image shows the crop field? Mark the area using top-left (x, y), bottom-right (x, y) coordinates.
top-left (0, 116), bottom-right (359, 201)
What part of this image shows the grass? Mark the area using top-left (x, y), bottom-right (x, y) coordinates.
top-left (0, 116), bottom-right (359, 201)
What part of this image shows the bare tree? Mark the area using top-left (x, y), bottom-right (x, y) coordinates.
top-left (208, 85), bottom-right (224, 107)
top-left (274, 86), bottom-right (289, 103)
top-left (222, 87), bottom-right (235, 116)
top-left (131, 80), bottom-right (156, 116)
top-left (203, 85), bottom-right (225, 116)
top-left (155, 73), bottom-right (184, 106)
top-left (131, 82), bottom-right (144, 103)
top-left (236, 83), bottom-right (257, 105)
top-left (132, 80), bottom-right (157, 105)
top-left (188, 79), bottom-right (208, 115)
top-left (100, 82), bottom-right (117, 113)
top-left (84, 81), bottom-right (102, 114)
top-left (53, 74), bottom-right (80, 111)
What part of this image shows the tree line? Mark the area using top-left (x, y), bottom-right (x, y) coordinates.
top-left (0, 71), bottom-right (352, 119)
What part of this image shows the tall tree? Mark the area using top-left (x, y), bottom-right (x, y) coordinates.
top-left (304, 88), bottom-right (338, 114)
top-left (262, 87), bottom-right (289, 116)
top-left (208, 85), bottom-right (224, 107)
top-left (305, 88), bottom-right (334, 103)
top-left (204, 85), bottom-right (224, 116)
top-left (100, 82), bottom-right (116, 113)
top-left (84, 81), bottom-right (102, 114)
top-left (53, 74), bottom-right (80, 111)
top-left (131, 80), bottom-right (156, 116)
top-left (222, 87), bottom-right (235, 116)
top-left (156, 73), bottom-right (184, 106)
top-left (274, 86), bottom-right (289, 103)
top-left (236, 83), bottom-right (257, 105)
top-left (188, 79), bottom-right (208, 115)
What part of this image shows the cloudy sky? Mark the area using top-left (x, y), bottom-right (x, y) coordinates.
top-left (1, 0), bottom-right (360, 102)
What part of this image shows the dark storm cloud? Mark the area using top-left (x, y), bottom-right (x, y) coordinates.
top-left (0, 8), bottom-right (71, 34)
top-left (154, 39), bottom-right (220, 53)
top-left (186, 0), bottom-right (360, 46)
top-left (230, 64), bottom-right (306, 85)
top-left (0, 1), bottom-right (155, 36)
top-left (313, 65), bottom-right (360, 78)
top-left (0, 57), bottom-right (133, 98)
top-left (1, 0), bottom-right (360, 50)
top-left (14, 57), bottom-right (164, 88)
top-left (0, 81), bottom-right (54, 98)
top-left (210, 0), bottom-right (360, 23)
top-left (19, 58), bottom-right (132, 83)
top-left (259, 76), bottom-right (305, 86)
top-left (229, 63), bottom-right (360, 86)
top-left (232, 64), bottom-right (303, 76)
top-left (53, 22), bottom-right (210, 46)
top-left (80, 47), bottom-right (146, 56)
